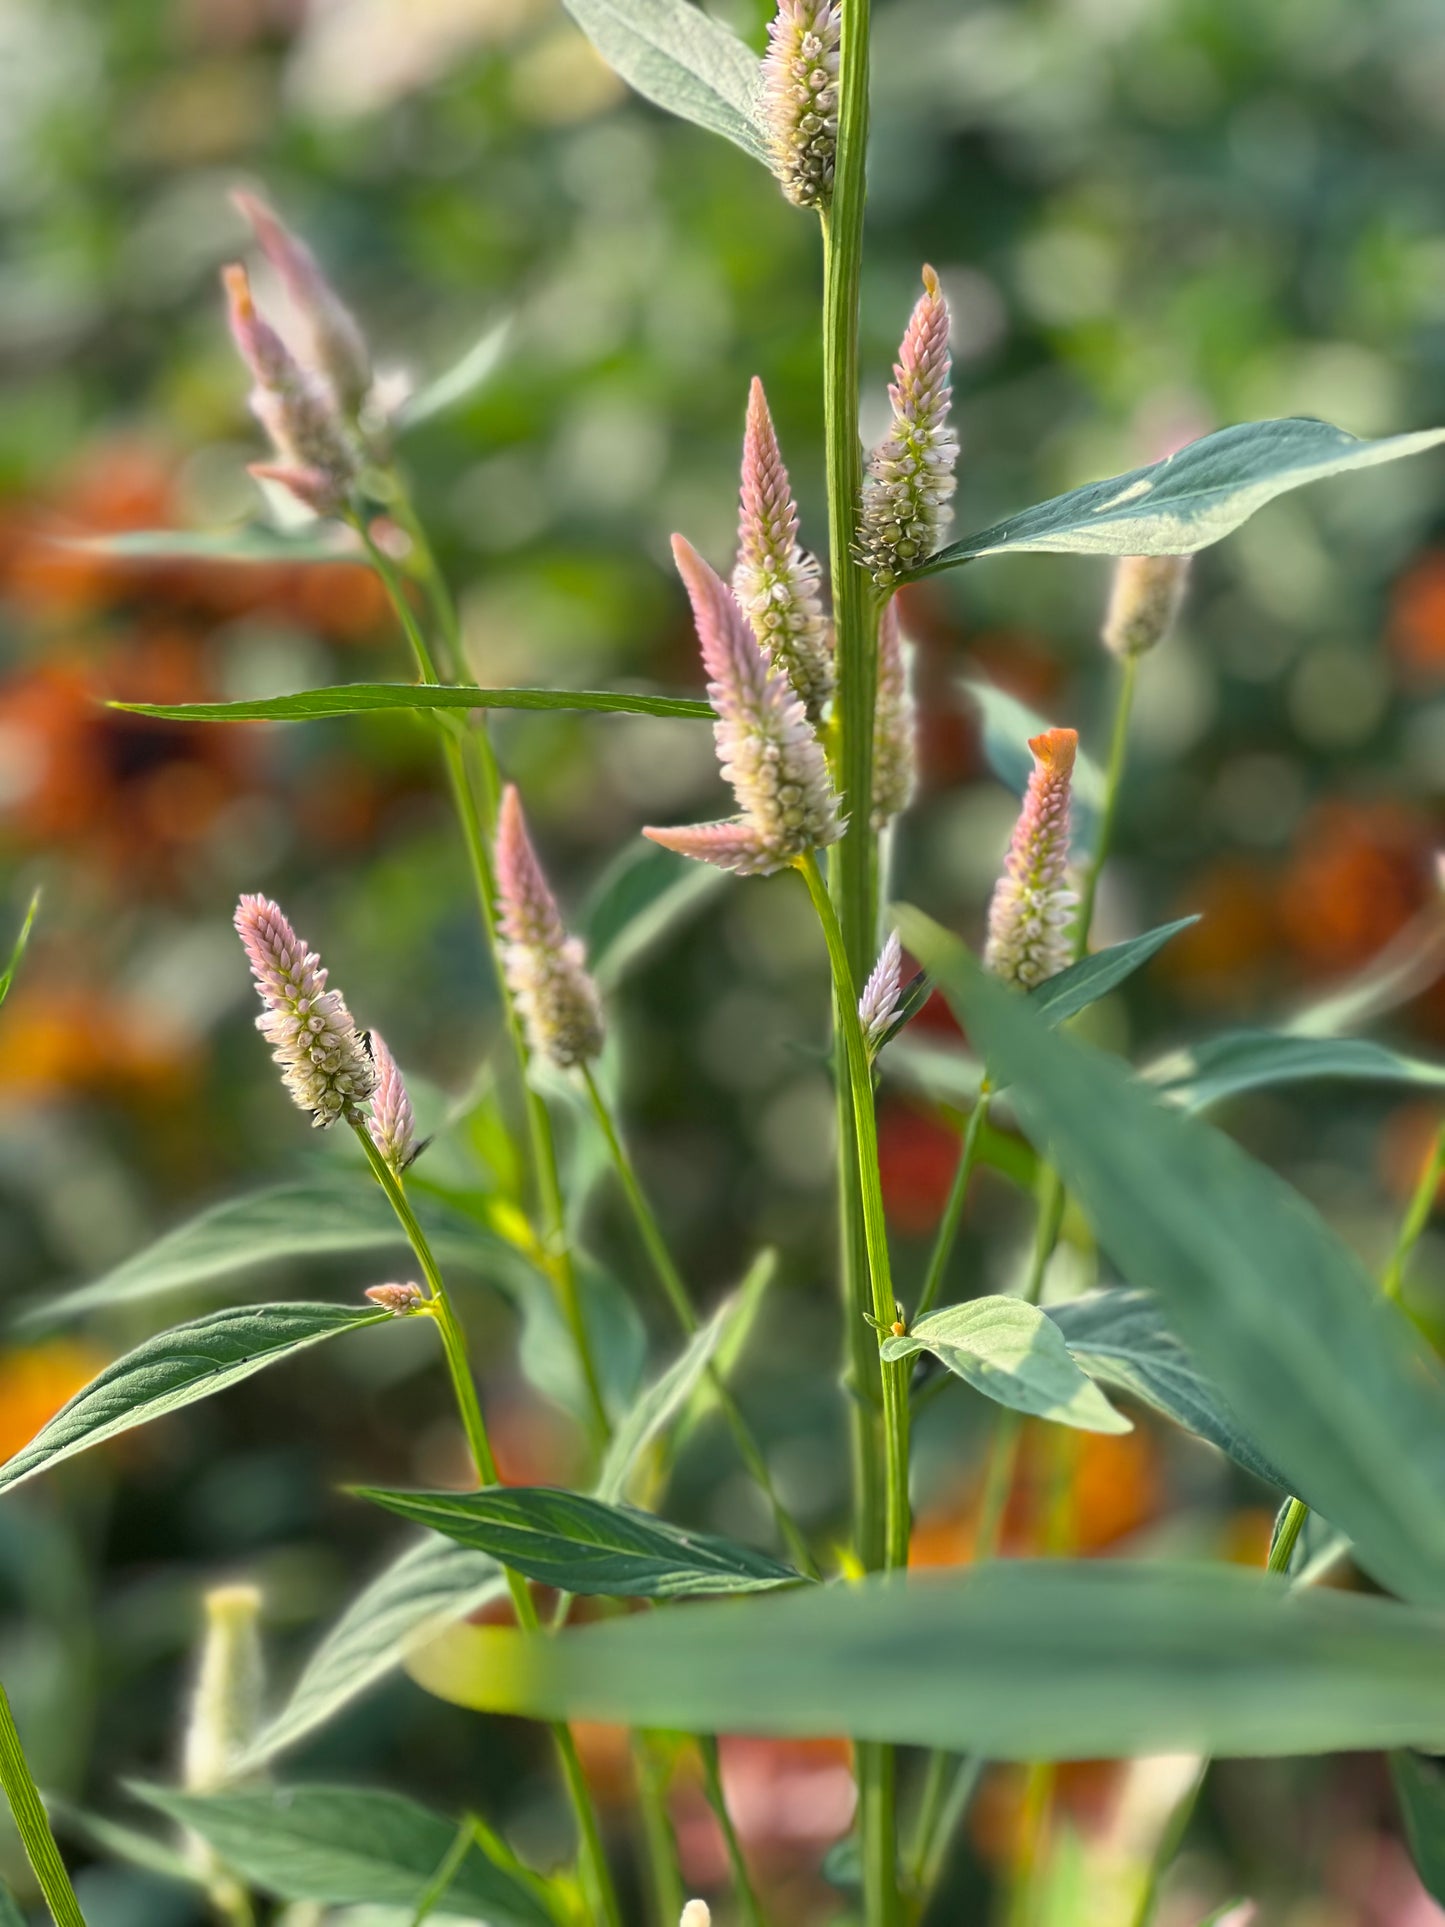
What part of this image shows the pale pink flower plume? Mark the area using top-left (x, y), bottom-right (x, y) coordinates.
top-left (872, 597), bottom-right (917, 830)
top-left (761, 0), bottom-right (840, 209)
top-left (233, 190), bottom-right (372, 415)
top-left (495, 787), bottom-right (605, 1069)
top-left (984, 728), bottom-right (1079, 988)
top-left (644, 535), bottom-right (843, 877)
top-left (858, 266), bottom-right (960, 586)
top-left (1101, 553), bottom-right (1191, 658)
top-left (365, 1281), bottom-right (425, 1314)
top-left (366, 1029), bottom-right (416, 1173)
top-left (234, 893), bottom-right (376, 1127)
top-left (734, 378), bottom-right (833, 724)
top-left (859, 929), bottom-right (903, 1055)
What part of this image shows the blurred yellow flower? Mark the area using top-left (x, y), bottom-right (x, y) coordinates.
top-left (0, 1342), bottom-right (106, 1465)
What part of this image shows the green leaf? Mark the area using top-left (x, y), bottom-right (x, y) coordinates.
top-left (47, 1798), bottom-right (208, 1889)
top-left (912, 419), bottom-right (1445, 576)
top-left (1391, 1749), bottom-right (1445, 1904)
top-left (1031, 918), bottom-right (1200, 1027)
top-left (356, 1485), bottom-right (803, 1598)
top-left (874, 967), bottom-right (932, 1054)
top-left (561, 0), bottom-right (768, 163)
top-left (515, 1255), bottom-right (645, 1426)
top-left (0, 1304), bottom-right (388, 1498)
top-left (396, 319), bottom-right (512, 430)
top-left (0, 1879), bottom-right (23, 1927)
top-left (236, 1537), bottom-right (506, 1771)
top-left (1045, 1290), bottom-right (1283, 1485)
top-left (1148, 1029), bottom-right (1445, 1112)
top-left (408, 1561), bottom-right (1445, 1758)
top-left (63, 526), bottom-right (355, 564)
top-left (583, 841), bottom-right (727, 991)
top-left (897, 906), bottom-right (1445, 1610)
top-left (0, 891), bottom-right (40, 1010)
top-left (880, 1299), bottom-right (1130, 1434)
top-left (960, 676), bottom-right (1104, 853)
top-left (595, 1298), bottom-right (732, 1502)
top-left (110, 684), bottom-right (713, 724)
top-left (27, 1177), bottom-right (491, 1327)
top-left (671, 1249), bottom-right (778, 1451)
top-left (130, 1785), bottom-right (554, 1926)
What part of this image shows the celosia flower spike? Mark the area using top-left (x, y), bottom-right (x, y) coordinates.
top-left (644, 536), bottom-right (843, 877)
top-left (495, 787), bottom-right (605, 1069)
top-left (762, 0), bottom-right (840, 209)
top-left (858, 266), bottom-right (960, 587)
top-left (734, 379), bottom-right (834, 723)
top-left (366, 1030), bottom-right (416, 1173)
top-left (233, 190), bottom-right (372, 416)
top-left (1101, 553), bottom-right (1191, 658)
top-left (365, 1281), bottom-right (425, 1314)
top-left (183, 1585), bottom-right (265, 1793)
top-left (223, 263), bottom-right (359, 517)
top-left (859, 930), bottom-right (903, 1055)
top-left (234, 894), bottom-right (376, 1127)
top-left (872, 597), bottom-right (917, 830)
top-left (680, 1906), bottom-right (712, 1927)
top-left (984, 728), bottom-right (1079, 988)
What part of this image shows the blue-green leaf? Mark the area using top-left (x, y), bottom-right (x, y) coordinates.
top-left (583, 841), bottom-right (726, 991)
top-left (1030, 917), bottom-right (1200, 1027)
top-left (1391, 1750), bottom-right (1445, 1904)
top-left (64, 526), bottom-right (354, 564)
top-left (561, 0), bottom-right (768, 163)
top-left (1149, 1029), bottom-right (1445, 1111)
top-left (881, 1299), bottom-right (1130, 1434)
top-left (396, 318), bottom-right (512, 430)
top-left (596, 1298), bottom-right (732, 1502)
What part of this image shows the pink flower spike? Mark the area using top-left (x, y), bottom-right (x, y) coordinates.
top-left (234, 893), bottom-right (376, 1127)
top-left (859, 266), bottom-right (960, 587)
top-left (365, 1281), bottom-right (425, 1314)
top-left (859, 930), bottom-right (903, 1055)
top-left (495, 786), bottom-right (605, 1070)
top-left (233, 190), bottom-right (372, 415)
top-left (984, 728), bottom-right (1080, 989)
top-left (734, 378), bottom-right (833, 724)
top-left (366, 1030), bottom-right (416, 1173)
top-left (642, 819), bottom-right (777, 876)
top-left (762, 0), bottom-right (840, 209)
top-left (872, 596), bottom-right (917, 831)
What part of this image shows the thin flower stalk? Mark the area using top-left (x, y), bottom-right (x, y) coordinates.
top-left (983, 728), bottom-right (1079, 989)
top-left (761, 0), bottom-right (841, 210)
top-left (871, 597), bottom-right (916, 830)
top-left (234, 895), bottom-right (376, 1128)
top-left (858, 267), bottom-right (959, 588)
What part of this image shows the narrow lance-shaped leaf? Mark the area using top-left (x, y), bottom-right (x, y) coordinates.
top-left (0, 891), bottom-right (40, 1009)
top-left (0, 1304), bottom-right (389, 1499)
top-left (897, 906), bottom-right (1445, 1610)
top-left (110, 684), bottom-right (713, 724)
top-left (62, 526), bottom-right (357, 564)
top-left (1029, 916), bottom-right (1200, 1027)
top-left (1147, 1029), bottom-right (1445, 1112)
top-left (407, 1561), bottom-right (1445, 1759)
top-left (395, 317), bottom-right (512, 431)
top-left (909, 419), bottom-right (1445, 576)
top-left (1391, 1750), bottom-right (1445, 1905)
top-left (357, 1485), bottom-right (803, 1598)
top-left (596, 1296), bottom-right (733, 1501)
top-left (561, 0), bottom-right (769, 163)
top-left (583, 840), bottom-right (727, 991)
top-left (881, 1299), bottom-right (1130, 1434)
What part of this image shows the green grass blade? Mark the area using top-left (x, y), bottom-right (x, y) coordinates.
top-left (110, 684), bottom-right (713, 723)
top-left (0, 1685), bottom-right (87, 1927)
top-left (0, 891), bottom-right (40, 1010)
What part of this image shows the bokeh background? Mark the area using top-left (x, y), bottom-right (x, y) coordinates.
top-left (1, 0), bottom-right (1444, 1920)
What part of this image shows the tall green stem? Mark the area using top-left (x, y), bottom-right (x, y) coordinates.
top-left (351, 1124), bottom-right (620, 1927)
top-left (914, 1087), bottom-right (992, 1325)
top-left (632, 1737), bottom-right (686, 1927)
top-left (0, 1684), bottom-right (87, 1927)
top-left (1381, 1119), bottom-right (1444, 1303)
top-left (699, 1736), bottom-right (769, 1927)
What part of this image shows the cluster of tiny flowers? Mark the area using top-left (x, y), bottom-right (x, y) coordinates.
top-left (645, 536), bottom-right (844, 877)
top-left (871, 598), bottom-right (917, 830)
top-left (365, 1281), bottom-right (425, 1314)
top-left (983, 728), bottom-right (1079, 988)
top-left (734, 378), bottom-right (834, 724)
top-left (1101, 552), bottom-right (1191, 658)
top-left (234, 894), bottom-right (376, 1127)
top-left (859, 929), bottom-right (903, 1055)
top-left (495, 787), bottom-right (606, 1069)
top-left (858, 267), bottom-right (960, 587)
top-left (366, 1030), bottom-right (416, 1173)
top-left (762, 0), bottom-right (840, 209)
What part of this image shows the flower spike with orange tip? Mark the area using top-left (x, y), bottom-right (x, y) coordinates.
top-left (984, 727), bottom-right (1080, 988)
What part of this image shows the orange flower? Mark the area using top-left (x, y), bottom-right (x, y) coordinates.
top-left (0, 1343), bottom-right (106, 1464)
top-left (1390, 549), bottom-right (1445, 686)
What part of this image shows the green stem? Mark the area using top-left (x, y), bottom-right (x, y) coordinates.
top-left (579, 1067), bottom-right (819, 1577)
top-left (632, 1738), bottom-right (686, 1927)
top-left (1381, 1120), bottom-right (1445, 1303)
top-left (351, 1124), bottom-right (620, 1927)
top-left (699, 1737), bottom-right (769, 1927)
top-left (1073, 653), bottom-right (1138, 951)
top-left (914, 1087), bottom-right (992, 1325)
top-left (0, 1684), bottom-right (87, 1927)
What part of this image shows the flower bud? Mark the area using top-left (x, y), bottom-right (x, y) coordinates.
top-left (365, 1281), bottom-right (425, 1314)
top-left (680, 1905), bottom-right (711, 1927)
top-left (183, 1585), bottom-right (265, 1793)
top-left (233, 190), bottom-right (372, 417)
top-left (495, 787), bottom-right (606, 1070)
top-left (872, 597), bottom-right (917, 830)
top-left (984, 728), bottom-right (1079, 988)
top-left (859, 930), bottom-right (902, 1055)
top-left (366, 1030), bottom-right (416, 1173)
top-left (234, 894), bottom-right (376, 1128)
top-left (1101, 553), bottom-right (1190, 658)
top-left (734, 378), bottom-right (833, 724)
top-left (858, 267), bottom-right (960, 588)
top-left (762, 0), bottom-right (840, 209)
top-left (645, 536), bottom-right (844, 876)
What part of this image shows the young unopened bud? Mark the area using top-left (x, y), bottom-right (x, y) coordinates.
top-left (680, 1905), bottom-right (711, 1927)
top-left (762, 0), bottom-right (840, 209)
top-left (645, 536), bottom-right (844, 876)
top-left (872, 598), bottom-right (917, 830)
top-left (734, 379), bottom-right (833, 724)
top-left (858, 267), bottom-right (959, 588)
top-left (859, 930), bottom-right (903, 1055)
top-left (233, 190), bottom-right (372, 417)
top-left (366, 1030), bottom-right (416, 1173)
top-left (1101, 553), bottom-right (1190, 658)
top-left (365, 1281), bottom-right (425, 1314)
top-left (183, 1585), bottom-right (264, 1793)
top-left (984, 728), bottom-right (1079, 988)
top-left (496, 788), bottom-right (605, 1069)
top-left (223, 264), bottom-right (360, 516)
top-left (234, 894), bottom-right (376, 1128)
